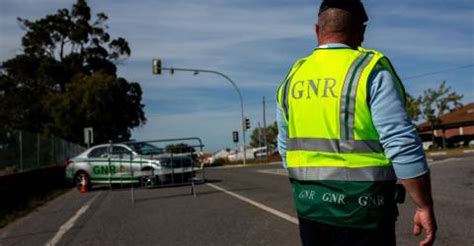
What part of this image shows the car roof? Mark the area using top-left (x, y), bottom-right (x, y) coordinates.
top-left (73, 143), bottom-right (134, 158)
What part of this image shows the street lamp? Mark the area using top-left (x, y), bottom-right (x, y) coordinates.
top-left (152, 59), bottom-right (248, 165)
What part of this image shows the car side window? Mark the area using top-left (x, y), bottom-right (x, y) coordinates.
top-left (112, 146), bottom-right (131, 156)
top-left (88, 147), bottom-right (108, 158)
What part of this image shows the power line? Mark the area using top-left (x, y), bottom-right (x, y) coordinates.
top-left (196, 99), bottom-right (276, 112)
top-left (187, 63), bottom-right (474, 111)
top-left (151, 63), bottom-right (473, 114)
top-left (402, 64), bottom-right (474, 80)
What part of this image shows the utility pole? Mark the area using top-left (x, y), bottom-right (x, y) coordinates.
top-left (257, 122), bottom-right (262, 147)
top-left (262, 96), bottom-right (268, 159)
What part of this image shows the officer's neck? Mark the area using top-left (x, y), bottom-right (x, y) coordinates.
top-left (318, 36), bottom-right (360, 50)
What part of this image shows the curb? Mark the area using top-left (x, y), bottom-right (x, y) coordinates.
top-left (428, 152), bottom-right (447, 156)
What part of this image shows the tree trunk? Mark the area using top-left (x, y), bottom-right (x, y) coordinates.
top-left (442, 128), bottom-right (446, 148)
top-left (430, 122), bottom-right (436, 148)
top-left (60, 39), bottom-right (64, 61)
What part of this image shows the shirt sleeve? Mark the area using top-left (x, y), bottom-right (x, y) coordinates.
top-left (276, 102), bottom-right (288, 169)
top-left (368, 61), bottom-right (429, 179)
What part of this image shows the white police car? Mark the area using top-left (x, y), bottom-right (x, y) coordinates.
top-left (65, 142), bottom-right (195, 190)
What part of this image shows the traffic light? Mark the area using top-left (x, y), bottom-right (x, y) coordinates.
top-left (152, 59), bottom-right (162, 75)
top-left (232, 131), bottom-right (239, 143)
top-left (245, 118), bottom-right (250, 130)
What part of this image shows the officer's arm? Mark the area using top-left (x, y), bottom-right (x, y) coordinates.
top-left (368, 61), bottom-right (429, 179)
top-left (368, 59), bottom-right (436, 246)
top-left (399, 174), bottom-right (437, 246)
top-left (276, 103), bottom-right (288, 168)
top-left (399, 174), bottom-right (434, 212)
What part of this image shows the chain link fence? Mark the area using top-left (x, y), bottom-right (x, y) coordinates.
top-left (0, 130), bottom-right (85, 176)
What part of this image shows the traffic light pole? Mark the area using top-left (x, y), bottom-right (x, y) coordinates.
top-left (158, 66), bottom-right (247, 165)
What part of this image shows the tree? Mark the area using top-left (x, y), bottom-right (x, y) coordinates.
top-left (418, 81), bottom-right (463, 147)
top-left (44, 72), bottom-right (144, 143)
top-left (250, 122), bottom-right (278, 148)
top-left (406, 93), bottom-right (421, 122)
top-left (0, 0), bottom-right (145, 143)
top-left (165, 143), bottom-right (195, 154)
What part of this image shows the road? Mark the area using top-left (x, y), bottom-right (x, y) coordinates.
top-left (0, 156), bottom-right (473, 246)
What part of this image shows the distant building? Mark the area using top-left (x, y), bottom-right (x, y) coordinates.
top-left (205, 146), bottom-right (273, 164)
top-left (204, 149), bottom-right (232, 164)
top-left (417, 103), bottom-right (474, 148)
top-left (228, 146), bottom-right (267, 161)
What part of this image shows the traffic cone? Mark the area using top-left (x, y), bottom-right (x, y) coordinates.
top-left (79, 176), bottom-right (88, 193)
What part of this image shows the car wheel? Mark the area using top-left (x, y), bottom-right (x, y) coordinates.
top-left (141, 175), bottom-right (156, 187)
top-left (74, 171), bottom-right (91, 191)
top-left (140, 167), bottom-right (154, 187)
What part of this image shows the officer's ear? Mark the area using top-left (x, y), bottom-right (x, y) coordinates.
top-left (315, 24), bottom-right (321, 40)
top-left (353, 23), bottom-right (366, 46)
top-left (360, 24), bottom-right (366, 44)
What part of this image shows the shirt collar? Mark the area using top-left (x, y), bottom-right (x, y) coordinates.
top-left (318, 43), bottom-right (351, 48)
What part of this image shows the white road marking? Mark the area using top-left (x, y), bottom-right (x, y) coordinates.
top-left (45, 192), bottom-right (101, 246)
top-left (428, 157), bottom-right (463, 166)
top-left (206, 183), bottom-right (298, 225)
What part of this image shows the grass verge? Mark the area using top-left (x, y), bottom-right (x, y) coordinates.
top-left (0, 187), bottom-right (72, 228)
top-left (0, 166), bottom-right (72, 229)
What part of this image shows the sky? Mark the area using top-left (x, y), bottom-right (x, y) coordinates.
top-left (1, 0), bottom-right (473, 152)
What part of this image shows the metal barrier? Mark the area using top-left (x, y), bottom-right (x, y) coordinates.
top-left (76, 138), bottom-right (206, 202)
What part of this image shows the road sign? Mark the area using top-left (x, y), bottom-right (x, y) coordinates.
top-left (232, 131), bottom-right (239, 143)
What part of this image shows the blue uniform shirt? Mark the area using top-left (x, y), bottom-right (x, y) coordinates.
top-left (276, 43), bottom-right (429, 179)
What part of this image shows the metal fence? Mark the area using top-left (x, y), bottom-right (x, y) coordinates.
top-left (0, 130), bottom-right (85, 175)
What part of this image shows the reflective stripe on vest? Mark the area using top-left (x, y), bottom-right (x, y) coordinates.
top-left (287, 138), bottom-right (383, 153)
top-left (340, 53), bottom-right (374, 140)
top-left (288, 166), bottom-right (396, 181)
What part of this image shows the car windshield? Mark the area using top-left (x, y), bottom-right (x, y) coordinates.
top-left (126, 142), bottom-right (164, 155)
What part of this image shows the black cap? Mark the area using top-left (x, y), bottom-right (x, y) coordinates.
top-left (318, 0), bottom-right (368, 23)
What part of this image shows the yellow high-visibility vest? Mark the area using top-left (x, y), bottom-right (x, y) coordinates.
top-left (277, 46), bottom-right (405, 228)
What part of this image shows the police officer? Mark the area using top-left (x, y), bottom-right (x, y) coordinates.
top-left (276, 0), bottom-right (437, 245)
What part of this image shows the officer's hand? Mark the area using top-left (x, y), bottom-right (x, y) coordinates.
top-left (413, 207), bottom-right (437, 246)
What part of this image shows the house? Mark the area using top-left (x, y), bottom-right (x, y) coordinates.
top-left (417, 103), bottom-right (474, 148)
